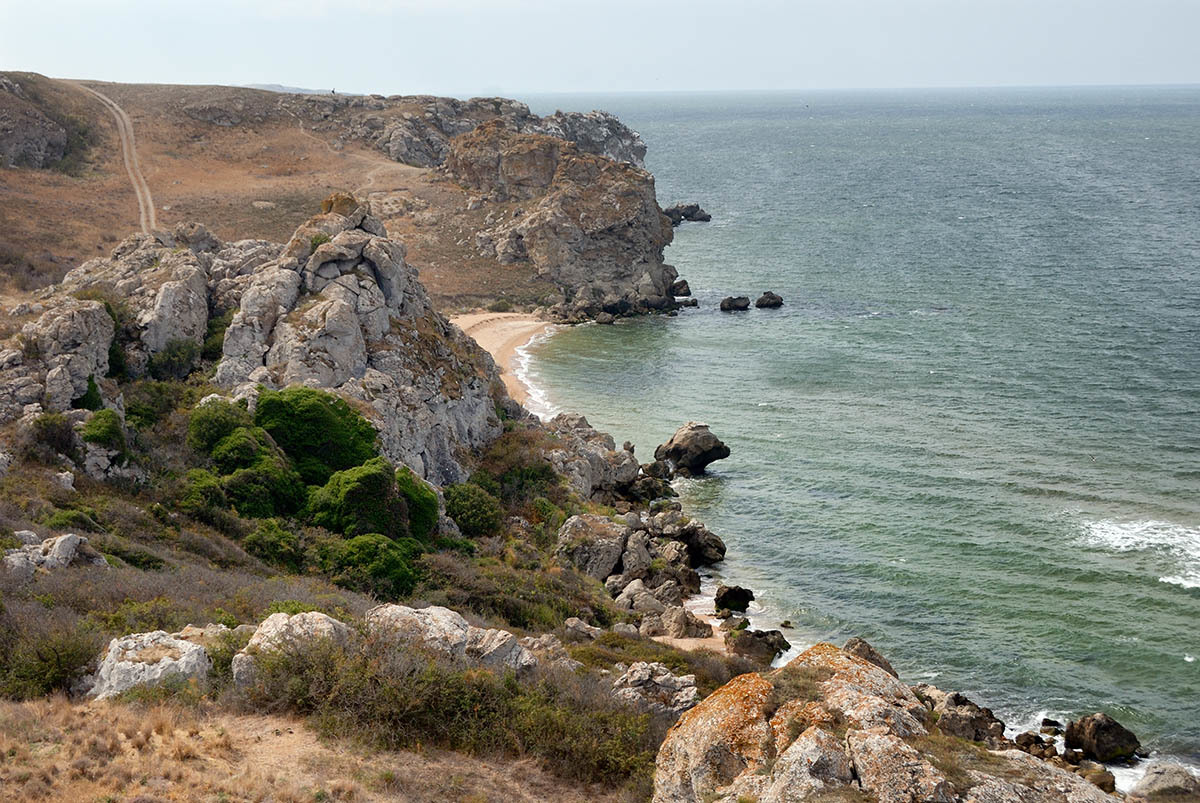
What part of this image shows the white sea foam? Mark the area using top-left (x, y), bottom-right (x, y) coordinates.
top-left (511, 325), bottom-right (562, 421)
top-left (1079, 518), bottom-right (1200, 590)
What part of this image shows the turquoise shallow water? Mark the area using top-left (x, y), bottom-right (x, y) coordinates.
top-left (524, 88), bottom-right (1200, 764)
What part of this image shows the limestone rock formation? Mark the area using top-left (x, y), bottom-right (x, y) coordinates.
top-left (654, 422), bottom-right (731, 477)
top-left (612, 661), bottom-right (700, 715)
top-left (213, 195), bottom-right (504, 484)
top-left (661, 606), bottom-right (713, 639)
top-left (231, 611), bottom-right (352, 688)
top-left (447, 122), bottom-right (678, 316)
top-left (366, 603), bottom-right (538, 675)
top-left (725, 629), bottom-right (791, 664)
top-left (86, 630), bottom-right (211, 700)
top-left (843, 636), bottom-right (899, 678)
top-left (1128, 762), bottom-right (1200, 802)
top-left (554, 514), bottom-right (629, 581)
top-left (544, 413), bottom-right (640, 500)
top-left (3, 533), bottom-right (108, 580)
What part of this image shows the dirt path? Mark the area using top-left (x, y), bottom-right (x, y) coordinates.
top-left (71, 81), bottom-right (157, 233)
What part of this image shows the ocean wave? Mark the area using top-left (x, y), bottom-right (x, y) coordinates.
top-left (1079, 517), bottom-right (1200, 589)
top-left (512, 325), bottom-right (562, 421)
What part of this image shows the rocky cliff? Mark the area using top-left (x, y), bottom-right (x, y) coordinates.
top-left (0, 75), bottom-right (67, 168)
top-left (445, 121), bottom-right (678, 316)
top-left (0, 194), bottom-right (506, 484)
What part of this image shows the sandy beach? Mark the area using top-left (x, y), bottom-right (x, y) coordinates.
top-left (451, 312), bottom-right (553, 406)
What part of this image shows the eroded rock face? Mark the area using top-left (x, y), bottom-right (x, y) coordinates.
top-left (842, 636), bottom-right (899, 678)
top-left (214, 195), bottom-right (504, 484)
top-left (544, 413), bottom-right (640, 500)
top-left (86, 631), bottom-right (211, 700)
top-left (366, 603), bottom-right (470, 658)
top-left (612, 661), bottom-right (699, 715)
top-left (1128, 762), bottom-right (1200, 802)
top-left (554, 514), bottom-right (628, 581)
top-left (848, 729), bottom-right (956, 803)
top-left (448, 122), bottom-right (677, 315)
top-left (0, 76), bottom-right (67, 168)
top-left (654, 422), bottom-right (730, 477)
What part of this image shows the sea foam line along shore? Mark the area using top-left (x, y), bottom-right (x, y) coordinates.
top-left (448, 312), bottom-right (555, 410)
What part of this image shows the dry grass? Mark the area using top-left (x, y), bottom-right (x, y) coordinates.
top-left (0, 696), bottom-right (625, 802)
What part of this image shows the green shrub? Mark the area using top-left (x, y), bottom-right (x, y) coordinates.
top-left (202, 309), bottom-right (235, 361)
top-left (79, 408), bottom-right (125, 455)
top-left (209, 426), bottom-right (274, 474)
top-left (476, 428), bottom-right (562, 506)
top-left (0, 621), bottom-right (103, 699)
top-left (187, 399), bottom-right (252, 453)
top-left (178, 468), bottom-right (228, 516)
top-left (265, 600), bottom-right (323, 616)
top-left (308, 457), bottom-right (407, 538)
top-left (486, 298), bottom-right (513, 312)
top-left (254, 387), bottom-right (378, 485)
top-left (444, 483), bottom-right (503, 538)
top-left (45, 508), bottom-right (103, 532)
top-left (396, 466), bottom-right (438, 542)
top-left (71, 375), bottom-right (103, 411)
top-left (244, 519), bottom-right (305, 572)
top-left (310, 232), bottom-right (331, 250)
top-left (148, 338), bottom-right (200, 380)
top-left (222, 453), bottom-right (308, 519)
top-left (312, 533), bottom-right (422, 598)
top-left (124, 380), bottom-right (187, 430)
top-left (107, 338), bottom-right (128, 380)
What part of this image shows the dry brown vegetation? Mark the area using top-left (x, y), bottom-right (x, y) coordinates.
top-left (0, 696), bottom-right (624, 802)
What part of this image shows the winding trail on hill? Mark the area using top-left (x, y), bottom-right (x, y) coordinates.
top-left (281, 107), bottom-right (414, 199)
top-left (71, 82), bottom-right (157, 233)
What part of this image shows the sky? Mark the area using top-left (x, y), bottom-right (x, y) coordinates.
top-left (2, 0), bottom-right (1199, 95)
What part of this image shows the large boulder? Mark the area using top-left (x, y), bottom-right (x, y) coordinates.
top-left (366, 603), bottom-right (470, 658)
top-left (842, 636), bottom-right (898, 678)
top-left (848, 729), bottom-right (956, 803)
top-left (726, 629), bottom-right (791, 664)
top-left (465, 628), bottom-right (538, 675)
top-left (86, 631), bottom-right (211, 700)
top-left (3, 533), bottom-right (108, 580)
top-left (654, 422), bottom-right (731, 477)
top-left (612, 661), bottom-right (700, 715)
top-left (719, 296), bottom-right (751, 312)
top-left (1065, 712), bottom-right (1142, 762)
top-left (554, 513), bottom-right (628, 580)
top-left (1128, 762), bottom-right (1200, 802)
top-left (661, 606), bottom-right (713, 639)
top-left (715, 584), bottom-right (754, 613)
top-left (231, 611), bottom-right (351, 687)
top-left (755, 291), bottom-right (784, 309)
top-left (933, 690), bottom-right (1009, 748)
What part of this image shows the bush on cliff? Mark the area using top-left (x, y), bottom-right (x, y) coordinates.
top-left (148, 338), bottom-right (199, 381)
top-left (444, 483), bottom-right (503, 538)
top-left (221, 453), bottom-right (308, 519)
top-left (395, 465), bottom-right (439, 542)
top-left (187, 399), bottom-right (252, 454)
top-left (80, 409), bottom-right (126, 456)
top-left (309, 532), bottom-right (422, 598)
top-left (254, 387), bottom-right (378, 485)
top-left (308, 457), bottom-right (409, 539)
top-left (243, 519), bottom-right (305, 573)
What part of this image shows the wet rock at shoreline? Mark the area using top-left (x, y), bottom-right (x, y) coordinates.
top-left (714, 584), bottom-right (754, 613)
top-left (1129, 762), bottom-right (1200, 802)
top-left (725, 628), bottom-right (790, 663)
top-left (1065, 712), bottom-right (1142, 762)
top-left (755, 291), bottom-right (784, 308)
top-left (670, 278), bottom-right (691, 296)
top-left (719, 295), bottom-right (750, 311)
top-left (654, 421), bottom-right (730, 477)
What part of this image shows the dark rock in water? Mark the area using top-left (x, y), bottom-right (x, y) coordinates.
top-left (843, 637), bottom-right (899, 678)
top-left (1062, 748), bottom-right (1083, 765)
top-left (622, 441), bottom-right (634, 454)
top-left (1076, 761), bottom-right (1117, 794)
top-left (671, 278), bottom-right (692, 296)
top-left (755, 291), bottom-right (784, 308)
top-left (1015, 731), bottom-right (1044, 750)
top-left (719, 296), bottom-right (750, 311)
top-left (1042, 717), bottom-right (1064, 729)
top-left (680, 521), bottom-right (726, 566)
top-left (628, 475), bottom-right (674, 502)
top-left (654, 422), bottom-right (730, 476)
top-left (1065, 712), bottom-right (1141, 762)
top-left (1129, 762), bottom-right (1200, 802)
top-left (596, 312), bottom-right (615, 325)
top-left (642, 459), bottom-right (672, 479)
top-left (664, 203), bottom-right (711, 226)
top-left (725, 628), bottom-right (790, 662)
top-left (714, 584), bottom-right (754, 612)
top-left (936, 692), bottom-right (1009, 748)
top-left (678, 297), bottom-right (699, 307)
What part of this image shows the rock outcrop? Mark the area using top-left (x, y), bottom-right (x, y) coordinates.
top-left (653, 643), bottom-right (1114, 803)
top-left (663, 203), bottom-right (711, 226)
top-left (365, 603), bottom-right (540, 675)
top-left (544, 414), bottom-right (640, 500)
top-left (654, 422), bottom-right (731, 477)
top-left (0, 75), bottom-right (67, 168)
top-left (843, 636), bottom-right (899, 678)
top-left (213, 195), bottom-right (504, 484)
top-left (714, 584), bottom-right (754, 613)
top-left (612, 661), bottom-right (700, 715)
top-left (1128, 762), bottom-right (1200, 802)
top-left (86, 630), bottom-right (212, 700)
top-left (719, 296), bottom-right (750, 312)
top-left (447, 122), bottom-right (678, 316)
top-left (3, 533), bottom-right (108, 580)
top-left (231, 611), bottom-right (352, 688)
top-left (755, 291), bottom-right (784, 308)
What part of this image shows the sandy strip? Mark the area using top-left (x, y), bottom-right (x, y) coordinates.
top-left (451, 312), bottom-right (553, 406)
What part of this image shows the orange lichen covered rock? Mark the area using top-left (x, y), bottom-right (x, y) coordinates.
top-left (653, 673), bottom-right (775, 802)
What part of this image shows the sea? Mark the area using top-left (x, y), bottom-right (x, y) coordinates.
top-left (523, 87), bottom-right (1200, 780)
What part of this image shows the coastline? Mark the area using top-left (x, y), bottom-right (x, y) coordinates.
top-left (451, 312), bottom-right (554, 408)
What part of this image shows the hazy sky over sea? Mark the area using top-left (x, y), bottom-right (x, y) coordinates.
top-left (2, 0), bottom-right (1198, 94)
